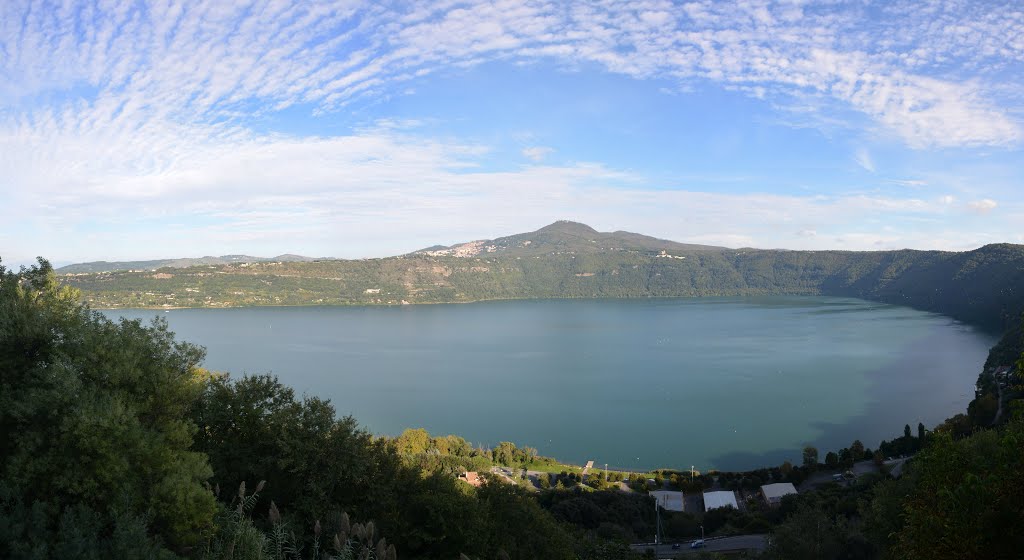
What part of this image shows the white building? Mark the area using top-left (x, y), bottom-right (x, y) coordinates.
top-left (703, 490), bottom-right (738, 511)
top-left (649, 490), bottom-right (685, 512)
top-left (761, 482), bottom-right (798, 506)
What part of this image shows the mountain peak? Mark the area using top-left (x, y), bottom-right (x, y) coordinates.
top-left (535, 220), bottom-right (598, 235)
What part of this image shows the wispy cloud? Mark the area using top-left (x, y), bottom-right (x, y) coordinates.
top-left (1, 0), bottom-right (1021, 263)
top-left (522, 146), bottom-right (554, 162)
top-left (854, 148), bottom-right (875, 172)
top-left (968, 199), bottom-right (998, 214)
top-left (888, 179), bottom-right (927, 187)
top-left (2, 1), bottom-right (1020, 149)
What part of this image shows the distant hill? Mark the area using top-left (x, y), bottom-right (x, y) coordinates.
top-left (57, 254), bottom-right (323, 274)
top-left (57, 222), bottom-right (1024, 340)
top-left (413, 220), bottom-right (725, 257)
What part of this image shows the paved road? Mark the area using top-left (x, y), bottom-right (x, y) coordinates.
top-left (798, 460), bottom-right (879, 492)
top-left (631, 535), bottom-right (768, 556)
top-left (884, 457), bottom-right (908, 478)
top-left (993, 380), bottom-right (1004, 426)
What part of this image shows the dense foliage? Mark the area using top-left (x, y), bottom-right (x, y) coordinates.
top-left (1, 259), bottom-right (215, 557)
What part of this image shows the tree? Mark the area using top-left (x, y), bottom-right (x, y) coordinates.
top-left (838, 448), bottom-right (854, 469)
top-left (395, 428), bottom-right (432, 455)
top-left (493, 442), bottom-right (518, 466)
top-left (917, 422), bottom-right (926, 443)
top-left (850, 440), bottom-right (865, 461)
top-left (934, 413), bottom-right (973, 439)
top-left (968, 394), bottom-right (998, 428)
top-left (895, 413), bottom-right (1024, 559)
top-left (859, 476), bottom-right (913, 558)
top-left (802, 446), bottom-right (819, 469)
top-left (477, 483), bottom-right (576, 560)
top-left (0, 258), bottom-right (216, 554)
top-left (763, 505), bottom-right (846, 560)
top-left (825, 452), bottom-right (839, 468)
top-left (903, 424), bottom-right (912, 440)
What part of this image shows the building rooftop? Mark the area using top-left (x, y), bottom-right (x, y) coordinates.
top-left (458, 471), bottom-right (482, 487)
top-left (649, 490), bottom-right (685, 512)
top-left (703, 490), bottom-right (738, 511)
top-left (761, 482), bottom-right (798, 500)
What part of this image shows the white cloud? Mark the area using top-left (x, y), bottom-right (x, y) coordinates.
top-left (854, 148), bottom-right (875, 172)
top-left (1, 0), bottom-right (1022, 262)
top-left (967, 199), bottom-right (998, 214)
top-left (939, 195), bottom-right (955, 205)
top-left (4, 112), bottom-right (1007, 261)
top-left (888, 179), bottom-right (927, 187)
top-left (522, 146), bottom-right (554, 161)
top-left (1, 0), bottom-right (1020, 151)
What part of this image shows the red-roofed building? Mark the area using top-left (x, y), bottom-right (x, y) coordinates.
top-left (458, 471), bottom-right (482, 487)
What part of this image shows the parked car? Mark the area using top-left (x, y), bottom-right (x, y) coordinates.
top-left (690, 539), bottom-right (706, 549)
top-left (671, 543), bottom-right (681, 550)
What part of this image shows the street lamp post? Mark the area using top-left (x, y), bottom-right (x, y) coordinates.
top-left (700, 524), bottom-right (704, 540)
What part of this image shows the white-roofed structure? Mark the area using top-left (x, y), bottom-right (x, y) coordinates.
top-left (703, 490), bottom-right (738, 511)
top-left (761, 482), bottom-right (798, 506)
top-left (649, 490), bottom-right (685, 512)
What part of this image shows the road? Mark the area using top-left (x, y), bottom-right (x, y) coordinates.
top-left (631, 535), bottom-right (768, 556)
top-left (798, 460), bottom-right (880, 492)
top-left (884, 457), bottom-right (908, 478)
top-left (993, 380), bottom-right (1004, 426)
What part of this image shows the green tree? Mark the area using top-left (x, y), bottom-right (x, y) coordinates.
top-left (934, 413), bottom-right (973, 439)
top-left (895, 413), bottom-right (1024, 559)
top-left (492, 442), bottom-right (518, 466)
top-left (917, 422), bottom-right (926, 443)
top-left (0, 258), bottom-right (216, 554)
top-left (763, 505), bottom-right (848, 560)
top-left (850, 440), bottom-right (865, 461)
top-left (824, 452), bottom-right (839, 468)
top-left (860, 477), bottom-right (913, 559)
top-left (968, 394), bottom-right (998, 427)
top-left (395, 428), bottom-right (432, 455)
top-left (802, 446), bottom-right (819, 469)
top-left (476, 483), bottom-right (575, 560)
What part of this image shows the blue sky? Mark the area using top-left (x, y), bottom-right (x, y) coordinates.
top-left (1, 0), bottom-right (1022, 266)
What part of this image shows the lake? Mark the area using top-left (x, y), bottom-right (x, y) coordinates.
top-left (108, 297), bottom-right (997, 472)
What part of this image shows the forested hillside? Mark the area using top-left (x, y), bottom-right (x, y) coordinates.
top-left (61, 223), bottom-right (1024, 331)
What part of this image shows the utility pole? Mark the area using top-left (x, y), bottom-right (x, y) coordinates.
top-left (654, 499), bottom-right (662, 545)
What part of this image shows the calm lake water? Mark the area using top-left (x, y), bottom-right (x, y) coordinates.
top-left (108, 297), bottom-right (996, 471)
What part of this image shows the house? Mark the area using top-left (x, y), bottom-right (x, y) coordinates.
top-left (458, 471), bottom-right (482, 487)
top-left (649, 490), bottom-right (685, 512)
top-left (760, 482), bottom-right (798, 506)
top-left (703, 490), bottom-right (738, 511)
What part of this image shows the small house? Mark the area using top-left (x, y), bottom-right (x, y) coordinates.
top-left (703, 490), bottom-right (738, 511)
top-left (760, 482), bottom-right (798, 506)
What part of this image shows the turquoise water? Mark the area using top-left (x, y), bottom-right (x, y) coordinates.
top-left (108, 297), bottom-right (996, 471)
